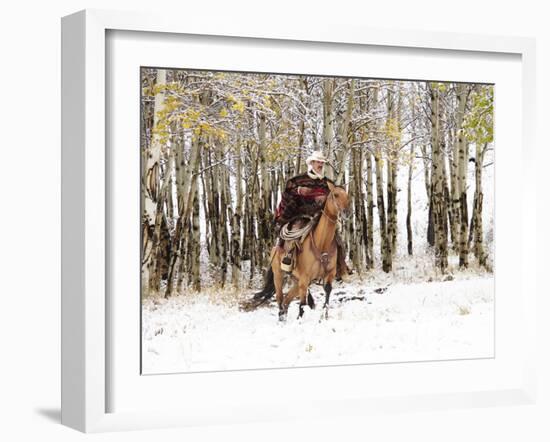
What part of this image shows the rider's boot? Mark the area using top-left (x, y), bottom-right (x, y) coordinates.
top-left (281, 242), bottom-right (294, 273)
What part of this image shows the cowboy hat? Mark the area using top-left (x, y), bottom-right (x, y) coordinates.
top-left (306, 150), bottom-right (328, 165)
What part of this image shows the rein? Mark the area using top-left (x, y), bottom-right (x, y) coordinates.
top-left (321, 209), bottom-right (338, 224)
top-left (322, 188), bottom-right (344, 224)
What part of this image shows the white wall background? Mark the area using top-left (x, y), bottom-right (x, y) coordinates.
top-left (0, 1), bottom-right (547, 441)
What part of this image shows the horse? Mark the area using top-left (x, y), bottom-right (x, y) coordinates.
top-left (266, 182), bottom-right (350, 321)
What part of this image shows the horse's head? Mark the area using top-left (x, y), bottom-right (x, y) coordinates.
top-left (325, 182), bottom-right (350, 218)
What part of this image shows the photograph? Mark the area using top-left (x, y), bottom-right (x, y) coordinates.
top-left (140, 67), bottom-right (495, 375)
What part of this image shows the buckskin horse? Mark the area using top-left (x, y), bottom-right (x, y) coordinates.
top-left (253, 182), bottom-right (349, 321)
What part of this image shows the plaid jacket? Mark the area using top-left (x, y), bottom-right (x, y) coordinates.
top-left (274, 173), bottom-right (334, 227)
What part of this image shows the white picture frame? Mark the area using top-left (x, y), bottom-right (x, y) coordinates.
top-left (61, 9), bottom-right (537, 433)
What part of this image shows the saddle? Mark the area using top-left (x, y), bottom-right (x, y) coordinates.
top-left (278, 215), bottom-right (319, 272)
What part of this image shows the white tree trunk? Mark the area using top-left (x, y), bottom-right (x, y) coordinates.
top-left (430, 83), bottom-right (448, 272)
top-left (473, 143), bottom-right (489, 269)
top-left (231, 142), bottom-right (243, 287)
top-left (455, 84), bottom-right (469, 268)
top-left (142, 69), bottom-right (166, 291)
top-left (336, 79), bottom-right (355, 183)
top-left (322, 79), bottom-right (335, 179)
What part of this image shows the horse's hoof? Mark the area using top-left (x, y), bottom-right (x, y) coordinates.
top-left (278, 311), bottom-right (287, 322)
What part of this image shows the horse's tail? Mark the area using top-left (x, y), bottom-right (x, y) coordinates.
top-left (239, 249), bottom-right (277, 311)
top-left (253, 267), bottom-right (275, 301)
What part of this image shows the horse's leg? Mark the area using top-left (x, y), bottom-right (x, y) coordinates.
top-left (297, 279), bottom-right (309, 319)
top-left (323, 273), bottom-right (335, 320)
top-left (281, 284), bottom-right (299, 321)
top-left (307, 289), bottom-right (315, 309)
top-left (272, 249), bottom-right (286, 320)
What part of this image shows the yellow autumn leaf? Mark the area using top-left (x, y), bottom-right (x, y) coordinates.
top-left (231, 101), bottom-right (245, 113)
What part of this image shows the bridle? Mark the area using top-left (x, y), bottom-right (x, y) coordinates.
top-left (322, 188), bottom-right (347, 224)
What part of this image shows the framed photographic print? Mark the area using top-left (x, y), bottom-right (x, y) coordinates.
top-left (61, 9), bottom-right (537, 433)
top-left (139, 66), bottom-right (496, 374)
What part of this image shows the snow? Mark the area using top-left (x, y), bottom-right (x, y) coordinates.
top-left (142, 144), bottom-right (495, 375)
top-left (142, 256), bottom-right (494, 374)
top-left (143, 89), bottom-right (495, 374)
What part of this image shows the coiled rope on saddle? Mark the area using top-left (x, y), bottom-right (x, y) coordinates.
top-left (279, 214), bottom-right (319, 244)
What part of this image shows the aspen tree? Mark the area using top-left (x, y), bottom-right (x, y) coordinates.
top-left (430, 83), bottom-right (449, 272)
top-left (142, 69), bottom-right (166, 295)
top-left (322, 78), bottom-right (335, 180)
top-left (455, 84), bottom-right (470, 268)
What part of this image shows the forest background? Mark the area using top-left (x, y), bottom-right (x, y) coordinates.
top-left (140, 68), bottom-right (494, 299)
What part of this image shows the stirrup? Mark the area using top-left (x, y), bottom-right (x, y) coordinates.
top-left (281, 255), bottom-right (293, 272)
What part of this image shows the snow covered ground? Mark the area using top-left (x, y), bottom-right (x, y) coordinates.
top-left (142, 145), bottom-right (495, 375)
top-left (142, 256), bottom-right (494, 374)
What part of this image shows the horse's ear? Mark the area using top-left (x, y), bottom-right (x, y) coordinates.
top-left (327, 181), bottom-right (335, 192)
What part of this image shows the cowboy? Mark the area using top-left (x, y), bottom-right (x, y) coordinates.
top-left (274, 151), bottom-right (349, 277)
